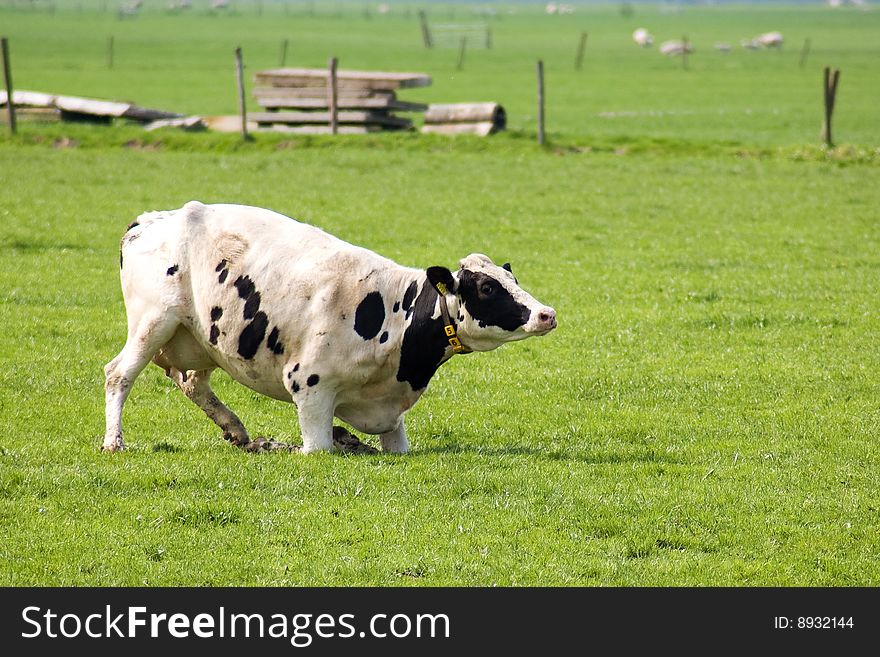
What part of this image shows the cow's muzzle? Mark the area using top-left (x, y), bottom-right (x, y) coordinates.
top-left (529, 306), bottom-right (557, 334)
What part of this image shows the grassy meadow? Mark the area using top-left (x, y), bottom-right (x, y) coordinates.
top-left (0, 2), bottom-right (879, 586)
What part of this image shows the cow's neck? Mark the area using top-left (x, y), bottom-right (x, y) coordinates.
top-left (395, 272), bottom-right (464, 392)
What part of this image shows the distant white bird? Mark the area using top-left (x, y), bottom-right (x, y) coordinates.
top-left (633, 28), bottom-right (654, 47)
top-left (659, 40), bottom-right (693, 56)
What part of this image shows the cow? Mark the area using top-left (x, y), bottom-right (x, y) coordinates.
top-left (103, 202), bottom-right (557, 455)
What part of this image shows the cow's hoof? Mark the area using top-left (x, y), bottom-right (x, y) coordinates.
top-left (100, 442), bottom-right (124, 453)
top-left (332, 426), bottom-right (379, 456)
top-left (242, 437), bottom-right (300, 453)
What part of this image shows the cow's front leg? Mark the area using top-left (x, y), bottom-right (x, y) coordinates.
top-left (295, 392), bottom-right (336, 454)
top-left (379, 422), bottom-right (409, 454)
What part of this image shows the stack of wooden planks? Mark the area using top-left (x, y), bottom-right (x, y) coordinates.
top-left (250, 68), bottom-right (431, 134)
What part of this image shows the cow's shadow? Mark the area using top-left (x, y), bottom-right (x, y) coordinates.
top-left (413, 443), bottom-right (683, 466)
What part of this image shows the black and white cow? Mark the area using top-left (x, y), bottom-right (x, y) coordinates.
top-left (103, 201), bottom-right (557, 454)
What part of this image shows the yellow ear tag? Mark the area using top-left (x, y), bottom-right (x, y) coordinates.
top-left (435, 282), bottom-right (448, 295)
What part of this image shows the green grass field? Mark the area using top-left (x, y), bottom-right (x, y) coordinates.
top-left (0, 2), bottom-right (878, 586)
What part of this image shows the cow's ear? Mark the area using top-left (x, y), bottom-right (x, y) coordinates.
top-left (426, 266), bottom-right (458, 295)
top-left (502, 262), bottom-right (513, 273)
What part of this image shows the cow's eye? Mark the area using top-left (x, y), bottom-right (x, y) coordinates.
top-left (480, 283), bottom-right (494, 296)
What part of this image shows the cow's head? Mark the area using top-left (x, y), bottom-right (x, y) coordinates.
top-left (427, 253), bottom-right (557, 353)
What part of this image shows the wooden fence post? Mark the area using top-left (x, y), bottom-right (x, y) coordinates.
top-left (536, 59), bottom-right (545, 146)
top-left (485, 25), bottom-right (492, 50)
top-left (419, 10), bottom-right (432, 48)
top-left (1, 37), bottom-right (15, 135)
top-left (456, 37), bottom-right (466, 71)
top-left (107, 35), bottom-right (114, 69)
top-left (328, 56), bottom-right (338, 135)
top-left (234, 46), bottom-right (249, 141)
top-left (279, 38), bottom-right (288, 67)
top-left (822, 66), bottom-right (841, 147)
top-left (682, 35), bottom-right (689, 70)
top-left (575, 32), bottom-right (587, 71)
top-left (799, 38), bottom-right (811, 69)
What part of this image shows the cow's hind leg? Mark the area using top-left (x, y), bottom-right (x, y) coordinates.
top-left (165, 368), bottom-right (298, 453)
top-left (103, 313), bottom-right (179, 452)
top-left (332, 426), bottom-right (379, 456)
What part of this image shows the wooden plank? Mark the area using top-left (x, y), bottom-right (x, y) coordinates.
top-left (249, 110), bottom-right (412, 128)
top-left (17, 90), bottom-right (55, 107)
top-left (260, 124), bottom-right (387, 135)
top-left (421, 121), bottom-right (495, 137)
top-left (252, 86), bottom-right (395, 100)
top-left (255, 67), bottom-right (431, 90)
top-left (202, 114), bottom-right (259, 133)
top-left (256, 96), bottom-right (426, 112)
top-left (424, 102), bottom-right (503, 124)
top-left (55, 95), bottom-right (131, 117)
top-left (0, 90), bottom-right (56, 107)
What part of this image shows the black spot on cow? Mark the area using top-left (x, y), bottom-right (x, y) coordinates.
top-left (233, 276), bottom-right (262, 320)
top-left (166, 264), bottom-right (179, 276)
top-left (457, 269), bottom-right (531, 331)
top-left (243, 292), bottom-right (261, 320)
top-left (307, 374), bottom-right (320, 387)
top-left (291, 381), bottom-right (300, 393)
top-left (125, 221), bottom-right (140, 234)
top-left (209, 324), bottom-right (220, 345)
top-left (401, 280), bottom-right (418, 319)
top-left (354, 291), bottom-right (385, 341)
top-left (237, 311), bottom-right (268, 359)
top-left (233, 275), bottom-right (255, 300)
top-left (216, 260), bottom-right (229, 284)
top-left (119, 252), bottom-right (123, 269)
top-left (293, 363), bottom-right (300, 372)
top-left (210, 306), bottom-right (223, 322)
top-left (397, 280), bottom-right (450, 391)
top-left (266, 327), bottom-right (284, 355)
top-left (392, 301), bottom-right (400, 313)
top-left (379, 331), bottom-right (389, 344)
